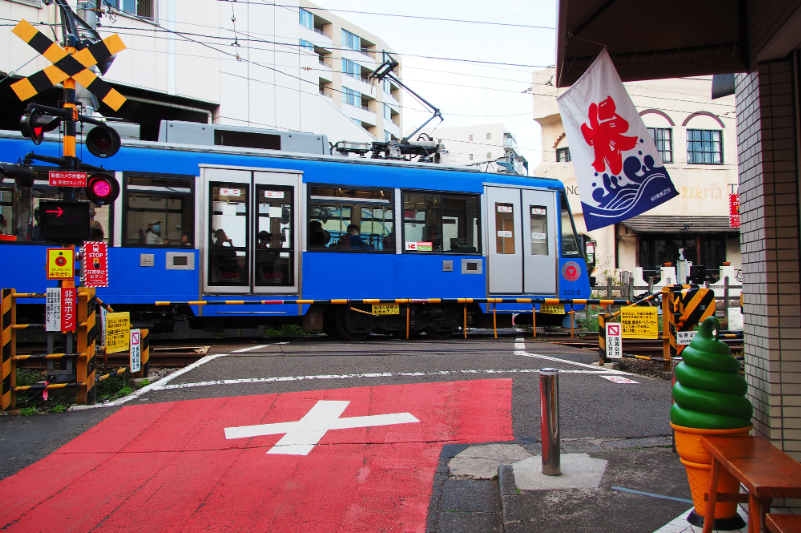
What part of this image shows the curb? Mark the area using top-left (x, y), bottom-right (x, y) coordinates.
top-left (498, 464), bottom-right (526, 533)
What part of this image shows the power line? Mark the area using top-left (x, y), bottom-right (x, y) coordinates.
top-left (211, 1), bottom-right (556, 30)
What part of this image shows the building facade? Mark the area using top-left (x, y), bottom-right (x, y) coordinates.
top-left (0, 0), bottom-right (402, 143)
top-left (532, 72), bottom-right (741, 283)
top-left (410, 123), bottom-right (528, 175)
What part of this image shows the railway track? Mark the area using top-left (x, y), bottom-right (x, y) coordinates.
top-left (13, 330), bottom-right (744, 368)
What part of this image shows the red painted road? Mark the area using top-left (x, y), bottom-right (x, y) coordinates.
top-left (1, 379), bottom-right (513, 532)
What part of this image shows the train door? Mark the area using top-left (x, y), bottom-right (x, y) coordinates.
top-left (202, 167), bottom-right (301, 294)
top-left (487, 186), bottom-right (523, 294)
top-left (522, 189), bottom-right (558, 294)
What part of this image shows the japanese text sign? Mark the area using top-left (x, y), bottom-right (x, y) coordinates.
top-left (730, 193), bottom-right (740, 228)
top-left (82, 241), bottom-right (109, 288)
top-left (130, 329), bottom-right (141, 373)
top-left (49, 171), bottom-right (87, 187)
top-left (606, 323), bottom-right (622, 359)
top-left (46, 288), bottom-right (61, 332)
top-left (61, 287), bottom-right (76, 332)
top-left (105, 312), bottom-right (130, 354)
top-left (46, 248), bottom-right (74, 280)
top-left (621, 307), bottom-right (658, 339)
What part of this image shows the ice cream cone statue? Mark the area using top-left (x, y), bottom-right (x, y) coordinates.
top-left (671, 317), bottom-right (752, 526)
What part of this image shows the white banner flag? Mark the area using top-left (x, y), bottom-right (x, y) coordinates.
top-left (556, 49), bottom-right (679, 231)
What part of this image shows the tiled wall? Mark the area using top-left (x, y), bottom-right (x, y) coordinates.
top-left (736, 55), bottom-right (801, 472)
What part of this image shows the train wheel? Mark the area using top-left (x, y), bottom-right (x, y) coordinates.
top-left (423, 325), bottom-right (455, 340)
top-left (335, 308), bottom-right (373, 341)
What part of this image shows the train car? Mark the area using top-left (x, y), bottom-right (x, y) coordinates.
top-left (0, 127), bottom-right (590, 339)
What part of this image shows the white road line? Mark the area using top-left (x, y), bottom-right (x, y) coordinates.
top-left (156, 366), bottom-right (624, 391)
top-left (513, 337), bottom-right (627, 375)
top-left (69, 353), bottom-right (229, 410)
top-left (232, 344), bottom-right (269, 353)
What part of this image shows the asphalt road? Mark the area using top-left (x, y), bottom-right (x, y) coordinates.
top-left (0, 332), bottom-right (677, 532)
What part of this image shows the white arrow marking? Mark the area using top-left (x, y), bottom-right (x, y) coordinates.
top-left (224, 400), bottom-right (419, 455)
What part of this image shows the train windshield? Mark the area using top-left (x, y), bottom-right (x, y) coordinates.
top-left (560, 192), bottom-right (582, 257)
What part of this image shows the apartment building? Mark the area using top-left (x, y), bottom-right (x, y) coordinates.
top-left (0, 0), bottom-right (402, 144)
top-left (299, 1), bottom-right (402, 142)
top-left (532, 70), bottom-right (740, 282)
top-left (410, 123), bottom-right (528, 174)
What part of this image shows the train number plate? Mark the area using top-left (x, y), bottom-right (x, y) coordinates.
top-left (372, 304), bottom-right (400, 315)
top-left (539, 304), bottom-right (565, 315)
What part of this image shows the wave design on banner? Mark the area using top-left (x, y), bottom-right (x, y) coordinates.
top-left (582, 151), bottom-right (679, 227)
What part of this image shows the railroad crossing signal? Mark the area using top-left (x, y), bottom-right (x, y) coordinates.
top-left (10, 19), bottom-right (127, 111)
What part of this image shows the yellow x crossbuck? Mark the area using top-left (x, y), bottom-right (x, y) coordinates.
top-left (11, 19), bottom-right (127, 111)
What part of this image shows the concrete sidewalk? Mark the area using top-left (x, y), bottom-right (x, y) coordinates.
top-left (427, 437), bottom-right (726, 533)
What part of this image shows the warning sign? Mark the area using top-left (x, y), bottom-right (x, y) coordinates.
top-left (540, 304), bottom-right (565, 315)
top-left (621, 307), bottom-right (659, 339)
top-left (61, 287), bottom-right (76, 332)
top-left (130, 329), bottom-right (141, 373)
top-left (46, 288), bottom-right (61, 332)
top-left (82, 241), bottom-right (109, 288)
top-left (606, 323), bottom-right (622, 359)
top-left (46, 248), bottom-right (74, 280)
top-left (49, 171), bottom-right (87, 187)
top-left (106, 312), bottom-right (131, 354)
top-left (677, 330), bottom-right (698, 346)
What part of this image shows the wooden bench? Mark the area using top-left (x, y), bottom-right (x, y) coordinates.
top-left (701, 436), bottom-right (801, 533)
top-left (766, 514), bottom-right (801, 533)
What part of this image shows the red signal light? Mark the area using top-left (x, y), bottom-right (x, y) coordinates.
top-left (86, 125), bottom-right (121, 158)
top-left (84, 172), bottom-right (119, 205)
top-left (20, 108), bottom-right (61, 145)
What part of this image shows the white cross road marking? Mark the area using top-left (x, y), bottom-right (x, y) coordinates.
top-left (224, 400), bottom-right (419, 455)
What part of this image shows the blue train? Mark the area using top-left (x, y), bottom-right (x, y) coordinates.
top-left (0, 124), bottom-right (590, 339)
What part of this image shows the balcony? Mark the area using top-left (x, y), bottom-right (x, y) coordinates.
top-left (359, 49), bottom-right (375, 59)
top-left (384, 117), bottom-right (400, 137)
top-left (314, 27), bottom-right (331, 39)
top-left (319, 90), bottom-right (332, 98)
top-left (299, 25), bottom-right (332, 49)
top-left (342, 102), bottom-right (377, 126)
top-left (384, 91), bottom-right (399, 105)
top-left (341, 73), bottom-right (375, 95)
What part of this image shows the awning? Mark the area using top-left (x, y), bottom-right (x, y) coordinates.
top-left (555, 0), bottom-right (745, 87)
top-left (622, 216), bottom-right (738, 233)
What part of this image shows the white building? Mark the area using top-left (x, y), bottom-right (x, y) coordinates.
top-left (409, 123), bottom-right (528, 175)
top-left (0, 0), bottom-right (402, 143)
top-left (532, 70), bottom-right (740, 283)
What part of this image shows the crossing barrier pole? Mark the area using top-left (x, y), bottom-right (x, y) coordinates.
top-left (662, 286), bottom-right (674, 372)
top-left (463, 304), bottom-right (467, 339)
top-left (598, 313), bottom-right (607, 365)
top-left (76, 288), bottom-right (97, 405)
top-left (532, 303), bottom-right (536, 339)
top-left (1, 289), bottom-right (16, 410)
top-left (570, 304), bottom-right (574, 338)
top-left (132, 328), bottom-right (150, 378)
top-left (493, 301), bottom-right (498, 339)
top-left (405, 302), bottom-right (410, 340)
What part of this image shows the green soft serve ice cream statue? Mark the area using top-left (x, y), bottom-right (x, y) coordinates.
top-left (670, 316), bottom-right (752, 527)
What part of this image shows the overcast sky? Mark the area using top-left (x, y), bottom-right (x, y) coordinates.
top-left (316, 0), bottom-right (558, 167)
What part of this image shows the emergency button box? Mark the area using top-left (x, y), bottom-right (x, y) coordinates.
top-left (46, 248), bottom-right (74, 280)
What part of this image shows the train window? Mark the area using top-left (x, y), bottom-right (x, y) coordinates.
top-left (209, 184), bottom-right (249, 286)
top-left (530, 206), bottom-right (548, 255)
top-left (560, 192), bottom-right (582, 257)
top-left (495, 203), bottom-right (515, 254)
top-left (307, 186), bottom-right (393, 252)
top-left (255, 185), bottom-right (293, 286)
top-left (124, 174), bottom-right (194, 247)
top-left (1, 170), bottom-right (109, 244)
top-left (402, 192), bottom-right (480, 254)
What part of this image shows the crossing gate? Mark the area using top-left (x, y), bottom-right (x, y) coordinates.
top-left (662, 285), bottom-right (716, 365)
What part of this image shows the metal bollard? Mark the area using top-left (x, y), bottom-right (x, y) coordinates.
top-left (540, 368), bottom-right (561, 476)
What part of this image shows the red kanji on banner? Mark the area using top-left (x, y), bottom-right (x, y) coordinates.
top-left (0, 380), bottom-right (513, 532)
top-left (61, 287), bottom-right (76, 332)
top-left (729, 193), bottom-right (740, 228)
top-left (580, 96), bottom-right (639, 175)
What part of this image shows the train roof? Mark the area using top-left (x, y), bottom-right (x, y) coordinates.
top-left (0, 129), bottom-right (563, 192)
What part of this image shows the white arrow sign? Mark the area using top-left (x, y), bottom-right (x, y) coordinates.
top-left (224, 400), bottom-right (419, 456)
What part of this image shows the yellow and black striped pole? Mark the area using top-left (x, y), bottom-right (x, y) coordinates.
top-left (1, 289), bottom-right (15, 410)
top-left (662, 286), bottom-right (674, 371)
top-left (76, 288), bottom-right (97, 404)
top-left (598, 313), bottom-right (607, 365)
